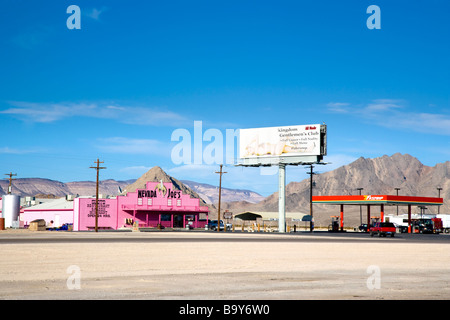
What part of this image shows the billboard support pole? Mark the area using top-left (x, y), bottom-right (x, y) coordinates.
top-left (237, 124), bottom-right (328, 234)
top-left (278, 163), bottom-right (286, 233)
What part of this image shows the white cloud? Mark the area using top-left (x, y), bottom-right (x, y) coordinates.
top-left (0, 101), bottom-right (189, 126)
top-left (384, 111), bottom-right (450, 135)
top-left (326, 102), bottom-right (351, 113)
top-left (365, 99), bottom-right (404, 111)
top-left (97, 137), bottom-right (172, 156)
top-left (327, 99), bottom-right (450, 135)
top-left (84, 7), bottom-right (107, 20)
top-left (0, 146), bottom-right (38, 154)
top-left (1, 101), bottom-right (98, 122)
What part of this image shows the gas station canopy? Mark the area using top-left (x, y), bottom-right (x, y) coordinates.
top-left (312, 195), bottom-right (443, 233)
top-left (312, 195), bottom-right (443, 206)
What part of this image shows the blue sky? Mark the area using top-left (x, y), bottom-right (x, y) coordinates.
top-left (0, 0), bottom-right (449, 196)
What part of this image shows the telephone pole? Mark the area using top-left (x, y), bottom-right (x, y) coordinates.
top-left (215, 164), bottom-right (227, 232)
top-left (437, 187), bottom-right (443, 214)
top-left (4, 172), bottom-right (17, 194)
top-left (357, 187), bottom-right (364, 225)
top-left (394, 188), bottom-right (401, 215)
top-left (90, 159), bottom-right (106, 232)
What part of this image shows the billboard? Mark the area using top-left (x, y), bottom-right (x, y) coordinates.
top-left (239, 124), bottom-right (326, 160)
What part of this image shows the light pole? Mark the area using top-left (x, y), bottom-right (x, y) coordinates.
top-left (437, 187), bottom-right (443, 215)
top-left (357, 188), bottom-right (363, 225)
top-left (395, 188), bottom-right (400, 215)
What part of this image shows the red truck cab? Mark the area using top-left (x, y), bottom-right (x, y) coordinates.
top-left (369, 222), bottom-right (396, 237)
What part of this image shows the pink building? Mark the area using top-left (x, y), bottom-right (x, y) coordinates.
top-left (21, 197), bottom-right (73, 228)
top-left (73, 181), bottom-right (209, 231)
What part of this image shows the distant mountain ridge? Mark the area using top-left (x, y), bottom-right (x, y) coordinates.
top-left (120, 166), bottom-right (209, 208)
top-left (181, 180), bottom-right (265, 205)
top-left (0, 178), bottom-right (135, 198)
top-left (0, 167), bottom-right (265, 209)
top-left (2, 153), bottom-right (448, 228)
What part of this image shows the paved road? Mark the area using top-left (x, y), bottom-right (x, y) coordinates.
top-left (0, 229), bottom-right (449, 244)
top-left (1, 230), bottom-right (449, 300)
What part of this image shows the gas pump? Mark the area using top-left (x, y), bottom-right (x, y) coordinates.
top-left (328, 216), bottom-right (340, 232)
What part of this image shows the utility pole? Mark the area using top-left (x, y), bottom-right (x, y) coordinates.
top-left (215, 164), bottom-right (227, 232)
top-left (90, 159), bottom-right (106, 232)
top-left (357, 188), bottom-right (364, 225)
top-left (437, 187), bottom-right (443, 215)
top-left (4, 172), bottom-right (17, 194)
top-left (395, 188), bottom-right (401, 215)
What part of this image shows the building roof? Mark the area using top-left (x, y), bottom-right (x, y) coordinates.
top-left (23, 197), bottom-right (74, 211)
top-left (234, 211), bottom-right (308, 221)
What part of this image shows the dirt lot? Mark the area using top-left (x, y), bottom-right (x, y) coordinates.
top-left (0, 229), bottom-right (449, 300)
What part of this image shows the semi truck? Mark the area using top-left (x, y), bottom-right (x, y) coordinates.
top-left (436, 215), bottom-right (450, 233)
top-left (384, 214), bottom-right (443, 234)
top-left (412, 218), bottom-right (442, 234)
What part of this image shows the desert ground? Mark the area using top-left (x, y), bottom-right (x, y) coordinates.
top-left (0, 229), bottom-right (449, 300)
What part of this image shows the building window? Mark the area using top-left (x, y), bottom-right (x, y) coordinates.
top-left (138, 198), bottom-right (142, 206)
top-left (177, 199), bottom-right (181, 206)
top-left (161, 214), bottom-right (171, 221)
top-left (147, 198), bottom-right (152, 206)
top-left (167, 199), bottom-right (172, 206)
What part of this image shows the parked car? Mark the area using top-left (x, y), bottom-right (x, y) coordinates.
top-left (207, 220), bottom-right (225, 231)
top-left (369, 222), bottom-right (396, 237)
top-left (358, 224), bottom-right (368, 232)
top-left (391, 222), bottom-right (408, 233)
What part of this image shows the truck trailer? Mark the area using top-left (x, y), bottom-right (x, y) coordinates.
top-left (436, 214), bottom-right (450, 233)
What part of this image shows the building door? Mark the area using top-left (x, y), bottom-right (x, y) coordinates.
top-left (54, 214), bottom-right (60, 228)
top-left (173, 214), bottom-right (184, 228)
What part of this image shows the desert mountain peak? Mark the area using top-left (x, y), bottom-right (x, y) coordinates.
top-left (122, 166), bottom-right (209, 207)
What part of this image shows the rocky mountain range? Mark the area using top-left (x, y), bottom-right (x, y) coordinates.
top-left (0, 167), bottom-right (265, 209)
top-left (181, 180), bottom-right (265, 205)
top-left (118, 166), bottom-right (209, 208)
top-left (0, 178), bottom-right (135, 198)
top-left (2, 153), bottom-right (448, 228)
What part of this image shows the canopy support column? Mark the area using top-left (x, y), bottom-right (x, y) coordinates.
top-left (408, 204), bottom-right (412, 233)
